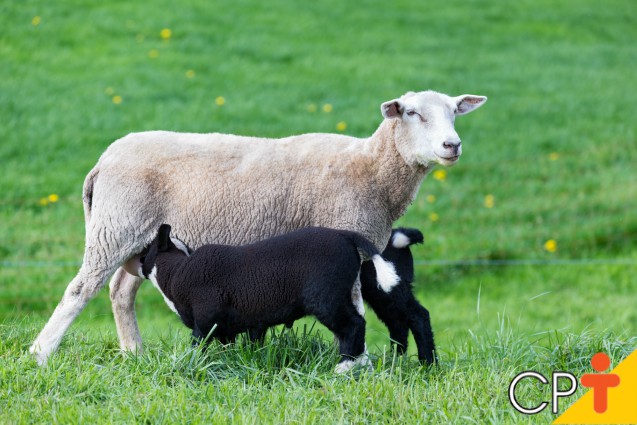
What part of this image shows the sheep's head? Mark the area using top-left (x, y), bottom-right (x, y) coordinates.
top-left (381, 90), bottom-right (486, 168)
top-left (138, 224), bottom-right (191, 279)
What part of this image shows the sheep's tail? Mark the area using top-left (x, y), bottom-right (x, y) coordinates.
top-left (82, 166), bottom-right (99, 225)
top-left (341, 231), bottom-right (400, 293)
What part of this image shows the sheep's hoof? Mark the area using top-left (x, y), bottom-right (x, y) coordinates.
top-left (29, 344), bottom-right (49, 366)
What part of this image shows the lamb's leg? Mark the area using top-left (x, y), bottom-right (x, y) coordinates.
top-left (333, 313), bottom-right (369, 373)
top-left (408, 300), bottom-right (437, 364)
top-left (386, 321), bottom-right (410, 355)
top-left (316, 301), bottom-right (369, 373)
top-left (109, 268), bottom-right (144, 353)
top-left (30, 255), bottom-right (119, 365)
top-left (247, 327), bottom-right (266, 344)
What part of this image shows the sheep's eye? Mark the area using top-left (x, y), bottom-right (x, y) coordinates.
top-left (140, 256), bottom-right (146, 264)
top-left (406, 110), bottom-right (425, 122)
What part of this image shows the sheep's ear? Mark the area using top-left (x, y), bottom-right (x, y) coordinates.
top-left (454, 95), bottom-right (487, 115)
top-left (381, 99), bottom-right (405, 119)
top-left (158, 224), bottom-right (172, 251)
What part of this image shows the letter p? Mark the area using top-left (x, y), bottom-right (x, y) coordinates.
top-left (552, 372), bottom-right (578, 414)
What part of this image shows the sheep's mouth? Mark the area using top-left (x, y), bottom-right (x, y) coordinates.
top-left (437, 154), bottom-right (460, 163)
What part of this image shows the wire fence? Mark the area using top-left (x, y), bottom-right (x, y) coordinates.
top-left (2, 258), bottom-right (636, 269)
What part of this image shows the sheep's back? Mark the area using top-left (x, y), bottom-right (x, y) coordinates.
top-left (87, 130), bottom-right (392, 258)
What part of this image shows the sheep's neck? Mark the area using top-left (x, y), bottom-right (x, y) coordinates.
top-left (370, 120), bottom-right (430, 222)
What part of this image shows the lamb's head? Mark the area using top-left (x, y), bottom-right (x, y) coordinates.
top-left (381, 90), bottom-right (486, 167)
top-left (138, 224), bottom-right (191, 279)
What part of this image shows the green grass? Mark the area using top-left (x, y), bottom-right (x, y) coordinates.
top-left (1, 0), bottom-right (637, 423)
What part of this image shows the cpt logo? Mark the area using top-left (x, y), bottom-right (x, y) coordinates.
top-left (508, 350), bottom-right (637, 424)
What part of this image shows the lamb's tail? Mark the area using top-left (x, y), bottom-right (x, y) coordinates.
top-left (341, 231), bottom-right (400, 293)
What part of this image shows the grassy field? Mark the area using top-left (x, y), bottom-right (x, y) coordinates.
top-left (1, 0), bottom-right (636, 423)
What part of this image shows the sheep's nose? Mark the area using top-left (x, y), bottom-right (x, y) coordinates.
top-left (442, 140), bottom-right (462, 155)
top-left (442, 140), bottom-right (461, 150)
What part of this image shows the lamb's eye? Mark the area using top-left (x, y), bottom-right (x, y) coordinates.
top-left (406, 110), bottom-right (416, 116)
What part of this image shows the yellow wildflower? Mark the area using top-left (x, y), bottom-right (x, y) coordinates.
top-left (32, 16), bottom-right (41, 26)
top-left (336, 121), bottom-right (347, 132)
top-left (307, 104), bottom-right (317, 113)
top-left (185, 70), bottom-right (196, 79)
top-left (433, 169), bottom-right (447, 181)
top-left (148, 49), bottom-right (159, 59)
top-left (322, 104), bottom-right (333, 113)
top-left (549, 152), bottom-right (559, 161)
top-left (48, 194), bottom-right (59, 203)
top-left (544, 239), bottom-right (557, 253)
top-left (429, 212), bottom-right (439, 222)
top-left (215, 96), bottom-right (226, 106)
top-left (160, 28), bottom-right (172, 40)
top-left (484, 194), bottom-right (494, 208)
top-left (39, 198), bottom-right (49, 206)
top-left (112, 95), bottom-right (123, 104)
top-left (426, 195), bottom-right (436, 203)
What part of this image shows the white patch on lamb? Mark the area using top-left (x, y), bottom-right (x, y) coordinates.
top-left (148, 266), bottom-right (179, 315)
top-left (170, 237), bottom-right (190, 257)
top-left (390, 231), bottom-right (411, 249)
top-left (334, 346), bottom-right (371, 374)
top-left (372, 255), bottom-right (400, 292)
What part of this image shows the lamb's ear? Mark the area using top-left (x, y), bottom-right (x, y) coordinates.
top-left (381, 99), bottom-right (405, 119)
top-left (158, 224), bottom-right (172, 252)
top-left (454, 95), bottom-right (487, 115)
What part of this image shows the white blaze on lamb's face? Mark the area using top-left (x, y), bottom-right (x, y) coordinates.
top-left (381, 90), bottom-right (487, 168)
top-left (147, 265), bottom-right (179, 315)
top-left (170, 236), bottom-right (191, 256)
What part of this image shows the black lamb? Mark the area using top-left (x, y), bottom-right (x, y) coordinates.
top-left (138, 224), bottom-right (400, 373)
top-left (360, 228), bottom-right (436, 364)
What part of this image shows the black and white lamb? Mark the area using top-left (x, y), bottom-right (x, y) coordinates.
top-left (138, 224), bottom-right (400, 373)
top-left (248, 227), bottom-right (437, 364)
top-left (360, 228), bottom-right (436, 364)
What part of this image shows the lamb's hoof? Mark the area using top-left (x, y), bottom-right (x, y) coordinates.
top-left (334, 353), bottom-right (373, 374)
top-left (335, 360), bottom-right (356, 374)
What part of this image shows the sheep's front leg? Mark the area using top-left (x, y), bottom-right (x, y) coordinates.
top-left (109, 267), bottom-right (144, 353)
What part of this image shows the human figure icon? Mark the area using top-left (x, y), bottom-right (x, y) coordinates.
top-left (580, 352), bottom-right (620, 413)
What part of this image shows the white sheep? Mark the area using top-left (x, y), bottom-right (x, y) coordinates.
top-left (30, 90), bottom-right (486, 364)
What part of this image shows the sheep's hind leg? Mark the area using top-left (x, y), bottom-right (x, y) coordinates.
top-left (30, 253), bottom-right (119, 365)
top-left (109, 267), bottom-right (144, 353)
top-left (350, 275), bottom-right (365, 317)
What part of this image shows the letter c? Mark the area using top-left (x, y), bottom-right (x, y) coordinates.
top-left (509, 371), bottom-right (549, 415)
